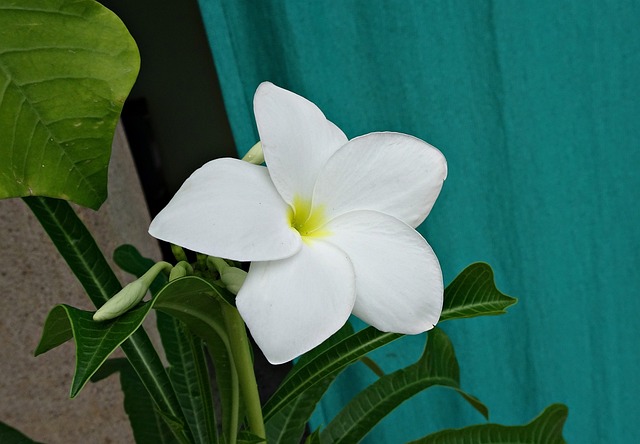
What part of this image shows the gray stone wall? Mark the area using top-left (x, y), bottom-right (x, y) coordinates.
top-left (0, 123), bottom-right (162, 443)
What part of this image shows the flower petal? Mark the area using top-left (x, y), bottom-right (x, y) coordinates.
top-left (149, 158), bottom-right (301, 261)
top-left (254, 82), bottom-right (348, 204)
top-left (236, 241), bottom-right (356, 364)
top-left (313, 132), bottom-right (447, 228)
top-left (324, 210), bottom-right (443, 333)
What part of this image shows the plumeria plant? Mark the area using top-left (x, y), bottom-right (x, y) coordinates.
top-left (0, 1), bottom-right (568, 443)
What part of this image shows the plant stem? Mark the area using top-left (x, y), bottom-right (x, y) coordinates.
top-left (221, 304), bottom-right (266, 439)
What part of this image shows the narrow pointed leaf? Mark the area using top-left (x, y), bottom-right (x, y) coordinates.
top-left (262, 328), bottom-right (402, 422)
top-left (305, 429), bottom-right (321, 444)
top-left (440, 262), bottom-right (516, 321)
top-left (267, 377), bottom-right (333, 444)
top-left (23, 197), bottom-right (122, 306)
top-left (265, 323), bottom-right (355, 444)
top-left (0, 421), bottom-right (44, 444)
top-left (91, 358), bottom-right (179, 444)
top-left (35, 302), bottom-right (156, 397)
top-left (408, 403), bottom-right (569, 444)
top-left (263, 262), bottom-right (514, 422)
top-left (237, 430), bottom-right (266, 443)
top-left (206, 320), bottom-right (241, 444)
top-left (114, 244), bottom-right (218, 444)
top-left (0, 0), bottom-right (140, 209)
top-left (151, 277), bottom-right (241, 444)
top-left (24, 197), bottom-right (188, 441)
top-left (295, 321), bottom-right (355, 368)
top-left (158, 313), bottom-right (218, 444)
top-left (38, 271), bottom-right (238, 444)
top-left (32, 303), bottom-right (73, 353)
top-left (319, 329), bottom-right (488, 443)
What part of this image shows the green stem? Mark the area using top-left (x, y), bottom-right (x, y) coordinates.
top-left (221, 304), bottom-right (266, 440)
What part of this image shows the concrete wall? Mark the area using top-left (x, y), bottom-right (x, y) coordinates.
top-left (0, 124), bottom-right (161, 443)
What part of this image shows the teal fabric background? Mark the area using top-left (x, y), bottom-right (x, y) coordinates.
top-left (196, 1), bottom-right (640, 442)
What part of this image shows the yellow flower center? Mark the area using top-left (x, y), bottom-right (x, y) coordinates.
top-left (289, 195), bottom-right (330, 241)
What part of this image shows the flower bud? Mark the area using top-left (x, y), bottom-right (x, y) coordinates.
top-left (93, 261), bottom-right (172, 321)
top-left (93, 279), bottom-right (148, 322)
top-left (171, 244), bottom-right (188, 262)
top-left (220, 267), bottom-right (247, 295)
top-left (241, 141), bottom-right (265, 165)
top-left (207, 256), bottom-right (247, 295)
top-left (169, 261), bottom-right (193, 281)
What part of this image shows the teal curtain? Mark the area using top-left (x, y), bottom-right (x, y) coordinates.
top-left (196, 1), bottom-right (640, 442)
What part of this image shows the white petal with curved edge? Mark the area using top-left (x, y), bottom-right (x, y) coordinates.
top-left (324, 210), bottom-right (443, 334)
top-left (313, 132), bottom-right (447, 228)
top-left (236, 241), bottom-right (356, 364)
top-left (149, 158), bottom-right (301, 262)
top-left (254, 82), bottom-right (348, 204)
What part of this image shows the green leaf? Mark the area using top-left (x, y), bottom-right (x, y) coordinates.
top-left (262, 328), bottom-right (402, 422)
top-left (91, 358), bottom-right (179, 444)
top-left (319, 328), bottom-right (488, 443)
top-left (440, 262), bottom-right (517, 321)
top-left (153, 277), bottom-right (241, 444)
top-left (159, 314), bottom-right (218, 444)
top-left (207, 318), bottom-right (241, 444)
top-left (0, 0), bottom-right (140, 209)
top-left (408, 403), bottom-right (569, 444)
top-left (23, 196), bottom-right (120, 307)
top-left (37, 270), bottom-right (240, 441)
top-left (0, 421), bottom-right (43, 444)
top-left (38, 272), bottom-right (240, 444)
top-left (237, 430), bottom-right (267, 443)
top-left (305, 429), bottom-right (321, 444)
top-left (114, 244), bottom-right (218, 443)
top-left (35, 302), bottom-right (156, 397)
top-left (265, 323), bottom-right (355, 444)
top-left (267, 377), bottom-right (333, 444)
top-left (24, 197), bottom-right (189, 442)
top-left (295, 321), bottom-right (355, 368)
top-left (263, 262), bottom-right (514, 423)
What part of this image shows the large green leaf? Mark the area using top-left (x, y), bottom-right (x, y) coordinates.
top-left (408, 403), bottom-right (569, 444)
top-left (0, 421), bottom-right (43, 444)
top-left (440, 262), bottom-right (516, 321)
top-left (24, 197), bottom-right (188, 441)
top-left (0, 0), bottom-right (139, 209)
top-left (91, 358), bottom-right (179, 444)
top-left (319, 328), bottom-right (488, 443)
top-left (263, 262), bottom-right (513, 422)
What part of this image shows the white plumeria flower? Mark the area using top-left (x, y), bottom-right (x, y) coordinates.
top-left (149, 82), bottom-right (447, 364)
